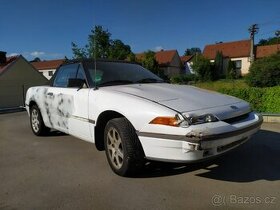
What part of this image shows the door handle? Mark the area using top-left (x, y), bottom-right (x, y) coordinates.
top-left (47, 92), bottom-right (53, 96)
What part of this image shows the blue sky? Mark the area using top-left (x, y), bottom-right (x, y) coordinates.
top-left (1, 0), bottom-right (279, 60)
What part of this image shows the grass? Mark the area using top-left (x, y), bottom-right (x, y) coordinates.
top-left (193, 79), bottom-right (248, 91)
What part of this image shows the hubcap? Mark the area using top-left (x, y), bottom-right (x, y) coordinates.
top-left (106, 127), bottom-right (124, 169)
top-left (31, 109), bottom-right (40, 133)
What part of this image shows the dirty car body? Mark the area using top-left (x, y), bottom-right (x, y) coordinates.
top-left (25, 60), bottom-right (263, 176)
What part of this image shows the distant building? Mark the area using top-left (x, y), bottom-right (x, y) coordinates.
top-left (180, 55), bottom-right (194, 74)
top-left (203, 40), bottom-right (280, 75)
top-left (256, 44), bottom-right (280, 59)
top-left (203, 40), bottom-right (251, 75)
top-left (0, 51), bottom-right (47, 109)
top-left (136, 50), bottom-right (183, 77)
top-left (31, 59), bottom-right (65, 80)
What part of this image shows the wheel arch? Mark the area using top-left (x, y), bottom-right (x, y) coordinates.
top-left (94, 110), bottom-right (128, 151)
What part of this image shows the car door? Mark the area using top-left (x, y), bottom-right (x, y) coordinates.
top-left (46, 63), bottom-right (92, 142)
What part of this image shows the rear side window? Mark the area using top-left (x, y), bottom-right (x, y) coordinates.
top-left (53, 64), bottom-right (79, 87)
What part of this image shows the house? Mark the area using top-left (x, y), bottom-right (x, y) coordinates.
top-left (203, 40), bottom-right (251, 75)
top-left (136, 50), bottom-right (183, 77)
top-left (180, 55), bottom-right (194, 74)
top-left (31, 59), bottom-right (65, 80)
top-left (256, 44), bottom-right (280, 59)
top-left (0, 51), bottom-right (47, 109)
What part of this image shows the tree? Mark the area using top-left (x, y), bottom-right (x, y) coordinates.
top-left (30, 57), bottom-right (41, 62)
top-left (141, 51), bottom-right (159, 75)
top-left (214, 51), bottom-right (223, 79)
top-left (226, 60), bottom-right (237, 79)
top-left (184, 48), bottom-right (201, 56)
top-left (191, 55), bottom-right (214, 81)
top-left (257, 36), bottom-right (280, 46)
top-left (72, 25), bottom-right (133, 60)
top-left (108, 39), bottom-right (132, 60)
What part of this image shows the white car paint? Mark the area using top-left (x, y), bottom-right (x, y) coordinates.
top-left (26, 82), bottom-right (262, 163)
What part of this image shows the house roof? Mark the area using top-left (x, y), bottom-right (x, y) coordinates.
top-left (155, 50), bottom-right (177, 65)
top-left (203, 40), bottom-right (251, 59)
top-left (180, 55), bottom-right (193, 63)
top-left (31, 59), bottom-right (65, 70)
top-left (136, 50), bottom-right (178, 66)
top-left (256, 44), bottom-right (280, 59)
top-left (0, 56), bottom-right (19, 75)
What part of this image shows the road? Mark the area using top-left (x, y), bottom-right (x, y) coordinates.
top-left (0, 112), bottom-right (280, 210)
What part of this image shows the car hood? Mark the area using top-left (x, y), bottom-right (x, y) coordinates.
top-left (110, 83), bottom-right (244, 113)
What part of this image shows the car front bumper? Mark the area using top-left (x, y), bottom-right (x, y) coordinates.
top-left (137, 112), bottom-right (263, 163)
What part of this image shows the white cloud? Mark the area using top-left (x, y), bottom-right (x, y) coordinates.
top-left (30, 51), bottom-right (46, 57)
top-left (7, 53), bottom-right (19, 57)
top-left (154, 46), bottom-right (164, 52)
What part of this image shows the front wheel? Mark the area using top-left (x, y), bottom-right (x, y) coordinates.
top-left (30, 105), bottom-right (50, 136)
top-left (104, 117), bottom-right (144, 176)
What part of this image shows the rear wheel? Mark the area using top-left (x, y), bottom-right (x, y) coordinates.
top-left (104, 117), bottom-right (144, 176)
top-left (30, 105), bottom-right (50, 136)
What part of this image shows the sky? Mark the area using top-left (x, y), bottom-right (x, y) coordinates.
top-left (0, 0), bottom-right (279, 60)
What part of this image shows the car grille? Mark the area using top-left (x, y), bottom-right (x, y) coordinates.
top-left (223, 113), bottom-right (250, 124)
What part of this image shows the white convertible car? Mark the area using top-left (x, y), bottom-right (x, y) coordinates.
top-left (25, 60), bottom-right (263, 176)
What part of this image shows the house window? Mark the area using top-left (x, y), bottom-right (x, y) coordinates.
top-left (48, 71), bottom-right (53, 76)
top-left (233, 60), bottom-right (242, 69)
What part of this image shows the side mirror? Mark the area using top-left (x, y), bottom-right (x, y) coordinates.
top-left (68, 78), bottom-right (86, 88)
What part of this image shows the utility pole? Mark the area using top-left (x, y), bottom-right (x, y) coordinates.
top-left (248, 24), bottom-right (259, 63)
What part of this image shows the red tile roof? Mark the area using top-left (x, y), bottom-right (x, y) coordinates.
top-left (0, 56), bottom-right (19, 75)
top-left (256, 44), bottom-right (280, 59)
top-left (155, 50), bottom-right (177, 65)
top-left (136, 50), bottom-right (178, 65)
top-left (31, 59), bottom-right (65, 70)
top-left (203, 40), bottom-right (251, 59)
top-left (180, 55), bottom-right (193, 63)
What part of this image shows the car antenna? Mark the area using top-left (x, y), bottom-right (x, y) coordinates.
top-left (93, 29), bottom-right (98, 90)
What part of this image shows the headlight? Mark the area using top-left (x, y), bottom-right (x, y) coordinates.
top-left (149, 113), bottom-right (219, 127)
top-left (187, 113), bottom-right (219, 125)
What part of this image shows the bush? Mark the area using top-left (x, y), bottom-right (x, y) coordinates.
top-left (170, 74), bottom-right (197, 84)
top-left (218, 86), bottom-right (280, 113)
top-left (191, 55), bottom-right (215, 81)
top-left (246, 53), bottom-right (280, 87)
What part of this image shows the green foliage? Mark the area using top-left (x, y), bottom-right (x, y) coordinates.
top-left (214, 51), bottom-right (223, 78)
top-left (184, 48), bottom-right (201, 56)
top-left (257, 36), bottom-right (280, 46)
top-left (170, 74), bottom-right (197, 84)
top-left (218, 86), bottom-right (280, 113)
top-left (108, 39), bottom-right (132, 60)
top-left (246, 53), bottom-right (280, 87)
top-left (141, 51), bottom-right (159, 75)
top-left (226, 60), bottom-right (238, 79)
top-left (72, 25), bottom-right (133, 60)
top-left (191, 55), bottom-right (214, 81)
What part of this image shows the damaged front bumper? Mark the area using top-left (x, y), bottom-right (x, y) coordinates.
top-left (137, 112), bottom-right (263, 162)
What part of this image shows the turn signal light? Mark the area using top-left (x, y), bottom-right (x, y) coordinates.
top-left (149, 117), bottom-right (179, 127)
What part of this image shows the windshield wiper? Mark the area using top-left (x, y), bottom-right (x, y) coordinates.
top-left (99, 80), bottom-right (134, 87)
top-left (136, 78), bottom-right (164, 84)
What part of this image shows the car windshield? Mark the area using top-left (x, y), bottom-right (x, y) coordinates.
top-left (83, 61), bottom-right (164, 87)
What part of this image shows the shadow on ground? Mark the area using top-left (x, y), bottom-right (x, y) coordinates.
top-left (134, 129), bottom-right (280, 182)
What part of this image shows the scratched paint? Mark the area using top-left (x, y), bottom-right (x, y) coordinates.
top-left (26, 87), bottom-right (74, 131)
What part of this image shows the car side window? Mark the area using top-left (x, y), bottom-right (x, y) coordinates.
top-left (53, 64), bottom-right (79, 87)
top-left (76, 65), bottom-right (86, 80)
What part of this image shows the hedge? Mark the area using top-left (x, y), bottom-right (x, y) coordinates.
top-left (217, 86), bottom-right (280, 113)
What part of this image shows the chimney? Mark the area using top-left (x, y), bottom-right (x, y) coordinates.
top-left (0, 51), bottom-right (7, 64)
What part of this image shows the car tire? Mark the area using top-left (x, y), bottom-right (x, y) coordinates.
top-left (104, 117), bottom-right (145, 176)
top-left (30, 105), bottom-right (50, 136)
